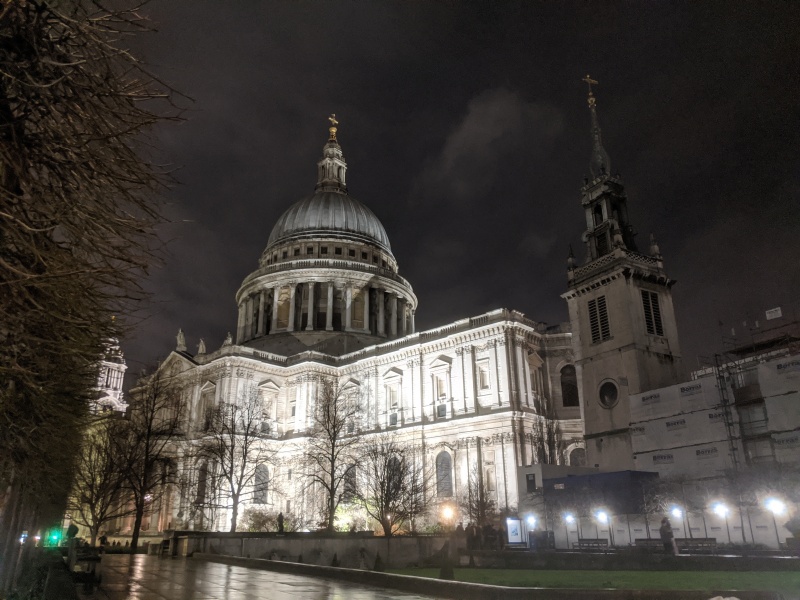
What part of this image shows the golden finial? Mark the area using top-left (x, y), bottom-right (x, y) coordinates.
top-left (582, 74), bottom-right (598, 107)
top-left (328, 113), bottom-right (338, 141)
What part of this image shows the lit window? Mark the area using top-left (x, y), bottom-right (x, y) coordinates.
top-left (477, 359), bottom-right (490, 390)
top-left (435, 452), bottom-right (453, 497)
top-left (387, 384), bottom-right (399, 408)
top-left (433, 373), bottom-right (447, 400)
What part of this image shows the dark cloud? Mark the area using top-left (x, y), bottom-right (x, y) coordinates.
top-left (120, 1), bottom-right (800, 381)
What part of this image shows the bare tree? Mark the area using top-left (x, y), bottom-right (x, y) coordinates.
top-left (304, 377), bottom-right (361, 532)
top-left (458, 466), bottom-right (497, 527)
top-left (528, 396), bottom-right (566, 465)
top-left (353, 434), bottom-right (428, 536)
top-left (68, 416), bottom-right (135, 545)
top-left (118, 367), bottom-right (185, 551)
top-left (0, 1), bottom-right (180, 589)
top-left (196, 384), bottom-right (276, 532)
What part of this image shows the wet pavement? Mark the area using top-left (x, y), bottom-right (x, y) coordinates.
top-left (78, 554), bottom-right (442, 600)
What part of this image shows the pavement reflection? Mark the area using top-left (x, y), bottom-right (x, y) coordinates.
top-left (78, 554), bottom-right (441, 600)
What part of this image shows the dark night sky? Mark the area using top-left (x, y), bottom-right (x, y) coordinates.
top-left (122, 1), bottom-right (800, 379)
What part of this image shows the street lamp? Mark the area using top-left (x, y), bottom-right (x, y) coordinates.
top-left (442, 505), bottom-right (454, 522)
top-left (595, 510), bottom-right (613, 546)
top-left (670, 507), bottom-right (682, 520)
top-left (564, 513), bottom-right (575, 549)
top-left (712, 502), bottom-right (731, 543)
top-left (765, 498), bottom-right (786, 549)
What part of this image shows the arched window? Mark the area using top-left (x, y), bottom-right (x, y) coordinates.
top-left (560, 365), bottom-right (579, 407)
top-left (569, 447), bottom-right (587, 467)
top-left (253, 465), bottom-right (269, 504)
top-left (435, 451), bottom-right (453, 497)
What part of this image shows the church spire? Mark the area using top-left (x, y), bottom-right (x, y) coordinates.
top-left (583, 75), bottom-right (611, 178)
top-left (316, 114), bottom-right (348, 193)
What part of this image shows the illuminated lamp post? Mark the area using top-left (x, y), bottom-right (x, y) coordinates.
top-left (526, 515), bottom-right (537, 549)
top-left (765, 498), bottom-right (786, 549)
top-left (564, 513), bottom-right (575, 550)
top-left (596, 510), bottom-right (613, 546)
top-left (441, 505), bottom-right (454, 529)
top-left (712, 503), bottom-right (730, 544)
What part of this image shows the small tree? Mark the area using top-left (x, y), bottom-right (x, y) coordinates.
top-left (458, 466), bottom-right (496, 527)
top-left (354, 434), bottom-right (428, 536)
top-left (118, 367), bottom-right (185, 551)
top-left (196, 384), bottom-right (276, 532)
top-left (68, 416), bottom-right (134, 545)
top-left (304, 377), bottom-right (361, 532)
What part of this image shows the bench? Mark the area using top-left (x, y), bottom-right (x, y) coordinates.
top-left (634, 537), bottom-right (716, 553)
top-left (573, 538), bottom-right (609, 551)
top-left (634, 538), bottom-right (663, 550)
top-left (676, 537), bottom-right (716, 553)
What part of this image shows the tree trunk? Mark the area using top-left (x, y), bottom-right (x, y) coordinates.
top-left (229, 497), bottom-right (239, 533)
top-left (130, 500), bottom-right (145, 552)
top-left (0, 481), bottom-right (22, 594)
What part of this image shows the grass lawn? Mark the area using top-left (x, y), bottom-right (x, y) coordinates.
top-left (388, 568), bottom-right (800, 595)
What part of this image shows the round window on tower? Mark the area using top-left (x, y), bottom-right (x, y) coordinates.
top-left (598, 380), bottom-right (619, 409)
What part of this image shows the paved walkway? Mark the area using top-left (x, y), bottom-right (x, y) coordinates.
top-left (78, 555), bottom-right (441, 600)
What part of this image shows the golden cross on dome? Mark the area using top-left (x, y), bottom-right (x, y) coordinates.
top-left (328, 113), bottom-right (338, 141)
top-left (582, 74), bottom-right (598, 107)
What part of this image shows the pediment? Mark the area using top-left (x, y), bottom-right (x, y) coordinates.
top-left (382, 367), bottom-right (403, 379)
top-left (430, 355), bottom-right (453, 369)
top-left (258, 378), bottom-right (280, 393)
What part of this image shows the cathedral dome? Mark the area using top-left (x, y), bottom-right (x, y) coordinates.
top-left (266, 190), bottom-right (392, 253)
top-left (236, 117), bottom-right (417, 356)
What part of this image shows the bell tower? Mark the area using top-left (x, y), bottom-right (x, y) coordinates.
top-left (562, 76), bottom-right (682, 470)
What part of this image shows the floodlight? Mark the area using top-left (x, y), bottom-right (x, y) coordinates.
top-left (564, 513), bottom-right (575, 524)
top-left (712, 503), bottom-right (729, 518)
top-left (670, 507), bottom-right (683, 519)
top-left (527, 515), bottom-right (537, 527)
top-left (595, 510), bottom-right (609, 524)
top-left (766, 498), bottom-right (786, 516)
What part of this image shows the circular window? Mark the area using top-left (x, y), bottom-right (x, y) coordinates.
top-left (598, 381), bottom-right (619, 409)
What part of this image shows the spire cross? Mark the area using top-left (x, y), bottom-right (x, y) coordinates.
top-left (582, 74), bottom-right (598, 106)
top-left (328, 113), bottom-right (338, 141)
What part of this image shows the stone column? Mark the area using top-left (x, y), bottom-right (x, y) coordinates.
top-left (326, 282), bottom-right (334, 331)
top-left (411, 310), bottom-right (416, 334)
top-left (287, 284), bottom-right (297, 332)
top-left (389, 293), bottom-right (398, 337)
top-left (257, 291), bottom-right (266, 336)
top-left (345, 285), bottom-right (353, 330)
top-left (305, 282), bottom-right (315, 331)
top-left (244, 296), bottom-right (253, 341)
top-left (400, 300), bottom-right (408, 336)
top-left (271, 286), bottom-right (279, 332)
top-left (363, 287), bottom-right (370, 332)
top-left (377, 289), bottom-right (385, 336)
top-left (236, 302), bottom-right (245, 343)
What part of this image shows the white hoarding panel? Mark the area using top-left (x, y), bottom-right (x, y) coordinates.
top-left (634, 441), bottom-right (732, 478)
top-left (758, 355), bottom-right (800, 399)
